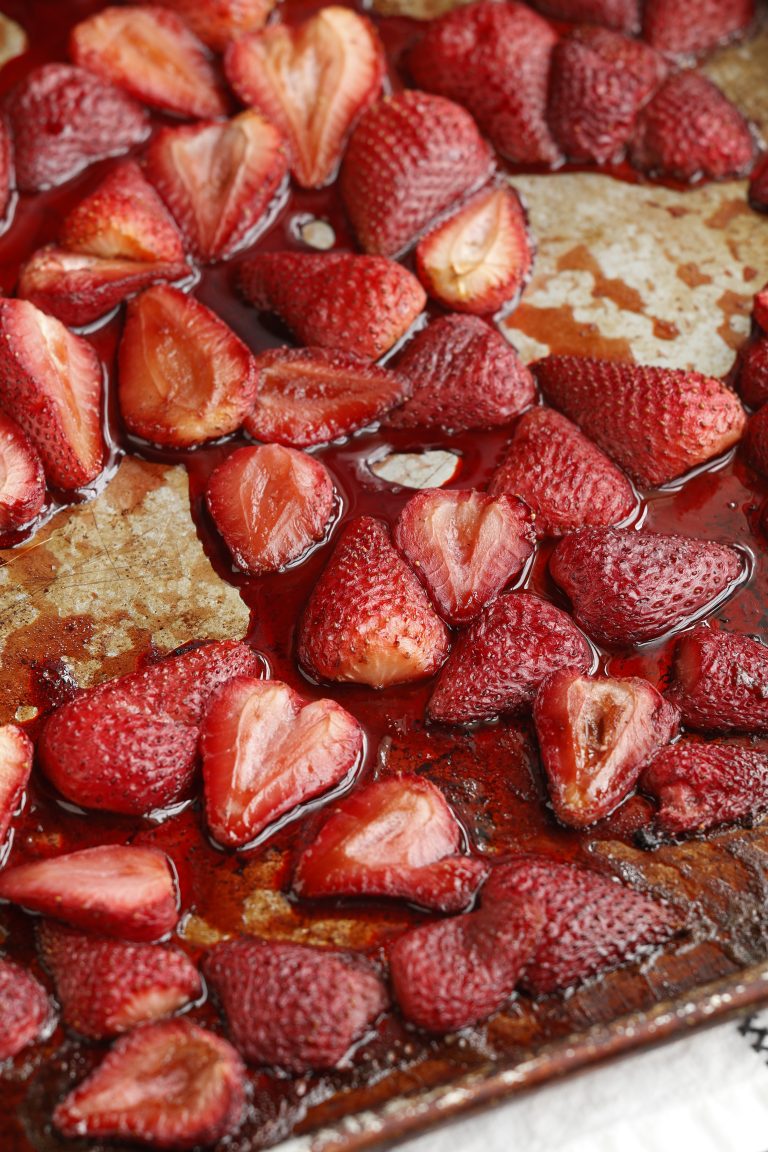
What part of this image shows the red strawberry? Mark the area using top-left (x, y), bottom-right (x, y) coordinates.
top-left (0, 413), bottom-right (46, 532)
top-left (642, 0), bottom-right (755, 59)
top-left (53, 1019), bottom-right (245, 1149)
top-left (293, 776), bottom-right (487, 912)
top-left (749, 153), bottom-right (768, 213)
top-left (0, 845), bottom-right (178, 942)
top-left (527, 0), bottom-right (640, 31)
top-left (427, 591), bottom-right (593, 725)
top-left (118, 286), bottom-right (258, 448)
top-left (238, 252), bottom-right (425, 360)
top-left (386, 315), bottom-right (536, 432)
top-left (641, 742), bottom-right (768, 838)
top-left (157, 0), bottom-right (274, 51)
top-left (144, 113), bottom-right (289, 263)
top-left (755, 284), bottom-right (768, 333)
top-left (0, 958), bottom-right (52, 1062)
top-left (204, 938), bottom-right (387, 1070)
top-left (244, 348), bottom-right (411, 449)
top-left (38, 921), bottom-right (201, 1041)
top-left (488, 408), bottom-right (637, 537)
top-left (0, 116), bottom-right (11, 220)
top-left (409, 1), bottom-right (561, 166)
top-left (736, 337), bottom-right (768, 410)
top-left (298, 516), bottom-right (450, 688)
top-left (667, 627), bottom-right (768, 733)
top-left (0, 298), bottom-right (104, 490)
top-left (339, 90), bottom-right (493, 258)
top-left (746, 402), bottom-right (768, 476)
top-left (70, 6), bottom-right (227, 120)
top-left (549, 528), bottom-right (745, 647)
top-left (5, 63), bottom-right (149, 192)
top-left (225, 6), bottom-right (385, 189)
top-left (533, 354), bottom-right (746, 488)
top-left (393, 488), bottom-right (535, 626)
top-left (534, 671), bottom-right (679, 827)
top-left (0, 724), bottom-right (33, 845)
top-left (39, 640), bottom-right (263, 817)
top-left (629, 72), bottom-right (756, 182)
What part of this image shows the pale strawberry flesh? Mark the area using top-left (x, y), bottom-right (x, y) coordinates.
top-left (0, 724), bottom-right (33, 845)
top-left (641, 742), bottom-right (768, 838)
top-left (667, 627), bottom-right (768, 733)
top-left (0, 413), bottom-right (46, 532)
top-left (0, 958), bottom-right (52, 1062)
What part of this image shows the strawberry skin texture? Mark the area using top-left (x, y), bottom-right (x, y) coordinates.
top-left (749, 154), bottom-right (768, 213)
top-left (204, 938), bottom-right (387, 1070)
top-left (668, 627), bottom-right (768, 734)
top-left (157, 0), bottom-right (274, 51)
top-left (642, 0), bottom-right (755, 59)
top-left (0, 116), bottom-right (11, 220)
top-left (239, 252), bottom-right (426, 360)
top-left (427, 591), bottom-right (593, 725)
top-left (641, 742), bottom-right (768, 838)
top-left (339, 90), bottom-right (493, 258)
top-left (533, 353), bottom-right (746, 488)
top-left (549, 528), bottom-right (744, 648)
top-left (0, 412), bottom-right (46, 531)
top-left (528, 0), bottom-right (640, 31)
top-left (746, 402), bottom-right (768, 477)
top-left (0, 958), bottom-right (52, 1062)
top-left (0, 724), bottom-right (33, 845)
top-left (736, 337), bottom-right (768, 410)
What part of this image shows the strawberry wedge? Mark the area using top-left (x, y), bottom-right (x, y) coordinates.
top-left (667, 627), bottom-right (768, 734)
top-left (0, 724), bottom-right (33, 845)
top-left (0, 959), bottom-right (52, 1062)
top-left (0, 413), bottom-right (46, 532)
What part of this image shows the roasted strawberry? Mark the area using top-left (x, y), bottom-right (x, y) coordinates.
top-left (641, 742), bottom-right (768, 838)
top-left (0, 115), bottom-right (11, 220)
top-left (145, 113), bottom-right (289, 263)
top-left (667, 627), bottom-right (768, 733)
top-left (157, 0), bottom-right (274, 51)
top-left (386, 315), bottom-right (536, 432)
top-left (642, 0), bottom-right (755, 58)
top-left (238, 252), bottom-right (425, 359)
top-left (746, 402), bottom-right (768, 476)
top-left (549, 528), bottom-right (744, 647)
top-left (339, 90), bottom-right (493, 258)
top-left (736, 337), bottom-right (768, 410)
top-left (533, 354), bottom-right (746, 488)
top-left (298, 516), bottom-right (450, 688)
top-left (428, 592), bottom-right (592, 725)
top-left (0, 413), bottom-right (46, 532)
top-left (0, 724), bottom-right (32, 846)
top-left (53, 1019), bottom-right (245, 1149)
top-left (749, 154), bottom-right (768, 213)
top-left (527, 0), bottom-right (640, 31)
top-left (225, 6), bottom-right (385, 189)
top-left (38, 921), bottom-right (201, 1041)
top-left (293, 776), bottom-right (487, 912)
top-left (0, 958), bottom-right (52, 1062)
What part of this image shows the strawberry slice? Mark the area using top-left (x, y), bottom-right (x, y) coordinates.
top-left (667, 627), bottom-right (768, 733)
top-left (293, 776), bottom-right (487, 912)
top-left (204, 938), bottom-right (387, 1070)
top-left (53, 1019), bottom-right (245, 1149)
top-left (157, 0), bottom-right (275, 51)
top-left (736, 337), bottom-right (768, 410)
top-left (533, 670), bottom-right (679, 828)
top-left (298, 516), bottom-right (450, 688)
top-left (0, 116), bottom-right (11, 220)
top-left (0, 958), bottom-right (52, 1062)
top-left (533, 353), bottom-right (746, 488)
top-left (528, 0), bottom-right (640, 30)
top-left (427, 591), bottom-right (593, 725)
top-left (749, 154), bottom-right (768, 213)
top-left (340, 90), bottom-right (493, 258)
top-left (244, 348), bottom-right (411, 449)
top-left (70, 6), bottom-right (227, 120)
top-left (0, 413), bottom-right (46, 532)
top-left (393, 489), bottom-right (535, 626)
top-left (0, 724), bottom-right (32, 845)
top-left (386, 315), bottom-right (536, 432)
top-left (0, 845), bottom-right (178, 942)
top-left (225, 6), bottom-right (385, 190)
top-left (488, 408), bottom-right (637, 537)
top-left (549, 528), bottom-right (745, 647)
top-left (0, 298), bottom-right (104, 491)
top-left (39, 640), bottom-right (263, 817)
top-left (642, 0), bottom-right (755, 59)
top-left (118, 286), bottom-right (258, 448)
top-left (38, 921), bottom-right (201, 1041)
top-left (144, 113), bottom-right (289, 263)
top-left (238, 252), bottom-right (425, 360)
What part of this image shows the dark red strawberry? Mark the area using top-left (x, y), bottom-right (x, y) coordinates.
top-left (38, 921), bottom-right (201, 1041)
top-left (667, 627), bottom-right (768, 733)
top-left (427, 591), bottom-right (592, 724)
top-left (53, 1019), bottom-right (245, 1149)
top-left (488, 407), bottom-right (637, 537)
top-left (746, 402), bottom-right (768, 476)
top-left (749, 154), bottom-right (768, 213)
top-left (533, 354), bottom-right (746, 488)
top-left (157, 0), bottom-right (274, 51)
top-left (0, 958), bottom-right (52, 1062)
top-left (527, 0), bottom-right (640, 31)
top-left (736, 337), bottom-right (768, 410)
top-left (385, 315), bottom-right (536, 432)
top-left (225, 7), bottom-right (385, 189)
top-left (293, 776), bottom-right (487, 912)
top-left (238, 252), bottom-right (425, 359)
top-left (339, 90), bottom-right (493, 258)
top-left (754, 284), bottom-right (768, 333)
top-left (0, 115), bottom-right (11, 220)
top-left (0, 724), bottom-right (32, 845)
top-left (642, 0), bottom-right (755, 58)
top-left (298, 516), bottom-right (450, 688)
top-left (549, 528), bottom-right (745, 647)
top-left (204, 938), bottom-right (387, 1070)
top-left (0, 413), bottom-right (46, 532)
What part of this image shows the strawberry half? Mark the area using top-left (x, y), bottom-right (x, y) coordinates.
top-left (238, 252), bottom-right (426, 360)
top-left (0, 958), bottom-right (52, 1062)
top-left (528, 0), bottom-right (640, 31)
top-left (749, 154), bottom-right (768, 214)
top-left (298, 516), bottom-right (450, 688)
top-left (642, 0), bottom-right (755, 59)
top-left (427, 591), bottom-right (593, 725)
top-left (0, 724), bottom-right (32, 845)
top-left (641, 742), bottom-right (768, 838)
top-left (736, 337), bottom-right (768, 410)
top-left (53, 1019), bottom-right (245, 1149)
top-left (118, 286), bottom-right (258, 448)
top-left (0, 413), bottom-right (46, 532)
top-left (339, 90), bottom-right (493, 258)
top-left (225, 6), bottom-right (385, 189)
top-left (667, 627), bottom-right (768, 733)
top-left (293, 776), bottom-right (487, 912)
top-left (157, 0), bottom-right (274, 51)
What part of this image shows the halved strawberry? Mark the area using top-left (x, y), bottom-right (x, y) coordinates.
top-left (157, 0), bottom-right (275, 51)
top-left (0, 958), bottom-right (52, 1062)
top-left (750, 154), bottom-right (768, 213)
top-left (238, 252), bottom-right (425, 360)
top-left (340, 90), bottom-right (493, 258)
top-left (0, 298), bottom-right (104, 490)
top-left (53, 1019), bottom-right (245, 1149)
top-left (642, 0), bottom-right (755, 59)
top-left (225, 6), bottom-right (385, 189)
top-left (0, 724), bottom-right (32, 846)
top-left (118, 286), bottom-right (258, 448)
top-left (70, 6), bottom-right (227, 120)
top-left (0, 845), bottom-right (178, 942)
top-left (0, 115), bottom-right (11, 220)
top-left (145, 113), bottom-right (289, 263)
top-left (0, 413), bottom-right (46, 532)
top-left (298, 516), bottom-right (450, 688)
top-left (293, 776), bottom-right (487, 912)
top-left (39, 640), bottom-right (263, 817)
top-left (38, 921), bottom-right (201, 1041)
top-left (244, 348), bottom-right (411, 449)
top-left (667, 627), bottom-right (768, 733)
top-left (736, 337), bottom-right (768, 410)
top-left (528, 0), bottom-right (640, 31)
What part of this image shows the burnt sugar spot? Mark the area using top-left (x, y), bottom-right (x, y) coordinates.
top-left (705, 198), bottom-right (755, 230)
top-left (717, 288), bottom-right (754, 351)
top-left (507, 303), bottom-right (634, 361)
top-left (677, 262), bottom-right (713, 288)
top-left (556, 243), bottom-right (646, 315)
